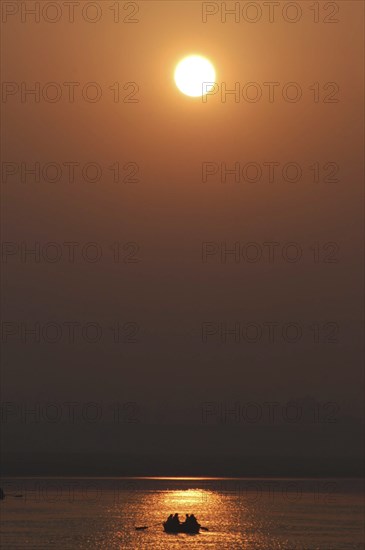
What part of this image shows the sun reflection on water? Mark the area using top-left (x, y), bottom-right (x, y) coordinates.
top-left (161, 488), bottom-right (214, 510)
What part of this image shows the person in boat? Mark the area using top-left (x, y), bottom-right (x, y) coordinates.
top-left (165, 514), bottom-right (174, 527)
top-left (172, 513), bottom-right (180, 527)
top-left (166, 513), bottom-right (180, 528)
top-left (186, 514), bottom-right (200, 528)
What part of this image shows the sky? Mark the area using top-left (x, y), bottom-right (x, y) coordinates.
top-left (1, 0), bottom-right (364, 476)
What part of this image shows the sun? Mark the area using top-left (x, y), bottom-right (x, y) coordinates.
top-left (174, 55), bottom-right (216, 98)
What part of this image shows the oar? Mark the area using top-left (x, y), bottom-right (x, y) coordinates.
top-left (135, 521), bottom-right (161, 531)
top-left (200, 526), bottom-right (209, 531)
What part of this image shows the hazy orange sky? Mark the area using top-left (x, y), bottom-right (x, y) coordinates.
top-left (1, 1), bottom-right (364, 474)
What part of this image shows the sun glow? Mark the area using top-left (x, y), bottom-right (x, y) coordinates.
top-left (162, 488), bottom-right (213, 509)
top-left (174, 55), bottom-right (216, 97)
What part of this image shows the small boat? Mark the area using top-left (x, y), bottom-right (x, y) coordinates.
top-left (163, 521), bottom-right (200, 534)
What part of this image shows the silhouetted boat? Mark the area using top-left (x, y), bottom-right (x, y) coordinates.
top-left (163, 521), bottom-right (200, 534)
top-left (0, 489), bottom-right (23, 500)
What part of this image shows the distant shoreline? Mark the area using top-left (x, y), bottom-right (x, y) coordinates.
top-left (1, 475), bottom-right (364, 480)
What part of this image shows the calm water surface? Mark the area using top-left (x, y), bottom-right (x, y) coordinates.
top-left (0, 477), bottom-right (363, 549)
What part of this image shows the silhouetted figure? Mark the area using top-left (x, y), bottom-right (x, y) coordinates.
top-left (165, 514), bottom-right (174, 527)
top-left (0, 488), bottom-right (4, 500)
top-left (172, 513), bottom-right (180, 527)
top-left (189, 514), bottom-right (200, 528)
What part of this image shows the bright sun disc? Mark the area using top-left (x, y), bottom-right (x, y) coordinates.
top-left (174, 55), bottom-right (216, 97)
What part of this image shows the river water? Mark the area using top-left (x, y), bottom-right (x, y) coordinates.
top-left (0, 477), bottom-right (363, 549)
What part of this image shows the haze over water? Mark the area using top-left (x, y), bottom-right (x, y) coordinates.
top-left (1, 477), bottom-right (363, 549)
